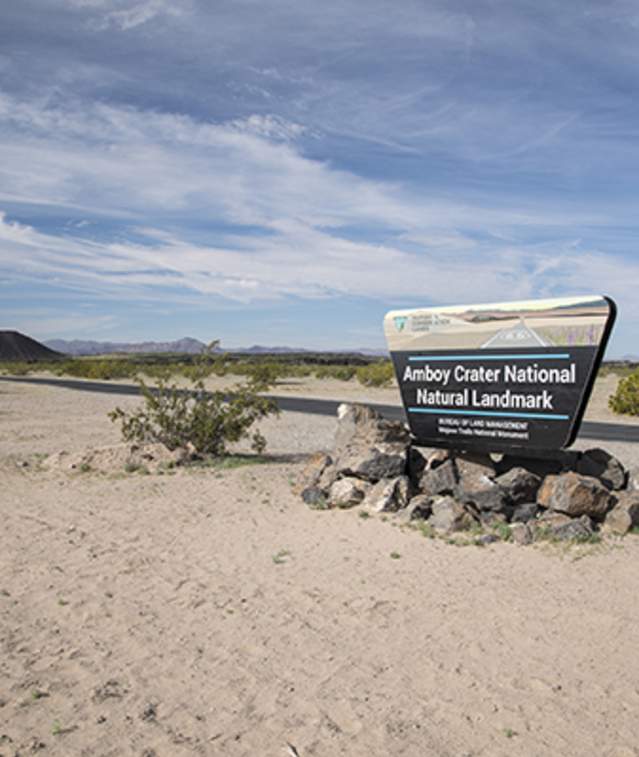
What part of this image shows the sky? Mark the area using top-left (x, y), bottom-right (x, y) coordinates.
top-left (1, 0), bottom-right (639, 355)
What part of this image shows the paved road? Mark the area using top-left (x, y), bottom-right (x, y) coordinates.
top-left (2, 375), bottom-right (639, 444)
top-left (481, 318), bottom-right (548, 349)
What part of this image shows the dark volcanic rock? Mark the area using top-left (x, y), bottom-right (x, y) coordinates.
top-left (550, 515), bottom-right (595, 541)
top-left (576, 448), bottom-right (627, 490)
top-left (419, 459), bottom-right (458, 497)
top-left (545, 472), bottom-right (614, 520)
top-left (333, 404), bottom-right (410, 482)
top-left (400, 494), bottom-right (433, 522)
top-left (454, 453), bottom-right (496, 496)
top-left (495, 467), bottom-right (542, 505)
top-left (603, 492), bottom-right (639, 535)
top-left (510, 502), bottom-right (540, 523)
top-left (428, 496), bottom-right (478, 533)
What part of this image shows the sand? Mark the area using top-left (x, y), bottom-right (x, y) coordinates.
top-left (2, 378), bottom-right (639, 756)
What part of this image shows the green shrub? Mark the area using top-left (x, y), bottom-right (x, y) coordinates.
top-left (315, 365), bottom-right (356, 381)
top-left (609, 369), bottom-right (639, 415)
top-left (108, 375), bottom-right (278, 456)
top-left (355, 361), bottom-right (395, 387)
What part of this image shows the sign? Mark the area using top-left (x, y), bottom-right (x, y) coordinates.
top-left (384, 295), bottom-right (616, 452)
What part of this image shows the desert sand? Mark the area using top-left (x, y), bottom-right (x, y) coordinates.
top-left (2, 377), bottom-right (639, 756)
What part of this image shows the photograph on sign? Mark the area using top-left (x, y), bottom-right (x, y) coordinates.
top-left (384, 296), bottom-right (616, 452)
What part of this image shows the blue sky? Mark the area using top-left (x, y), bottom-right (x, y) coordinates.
top-left (1, 0), bottom-right (639, 355)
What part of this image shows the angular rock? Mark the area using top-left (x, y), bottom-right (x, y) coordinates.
top-left (628, 467), bottom-right (639, 492)
top-left (419, 459), bottom-right (458, 497)
top-left (551, 515), bottom-right (595, 542)
top-left (328, 478), bottom-right (368, 509)
top-left (545, 472), bottom-right (614, 520)
top-left (363, 476), bottom-right (411, 513)
top-left (333, 404), bottom-right (411, 482)
top-left (478, 510), bottom-right (508, 527)
top-left (537, 475), bottom-right (559, 507)
top-left (495, 467), bottom-right (542, 505)
top-left (295, 452), bottom-right (333, 494)
top-left (454, 453), bottom-right (496, 496)
top-left (407, 447), bottom-right (428, 482)
top-left (462, 486), bottom-right (511, 515)
top-left (428, 496), bottom-right (477, 533)
top-left (399, 494), bottom-right (433, 522)
top-left (426, 448), bottom-right (450, 470)
top-left (602, 492), bottom-right (639, 535)
top-left (476, 533), bottom-right (500, 545)
top-left (511, 502), bottom-right (540, 523)
top-left (510, 523), bottom-right (533, 545)
top-left (301, 486), bottom-right (328, 509)
top-left (535, 511), bottom-right (573, 529)
top-left (576, 448), bottom-right (627, 490)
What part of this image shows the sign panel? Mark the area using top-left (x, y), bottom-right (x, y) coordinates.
top-left (384, 295), bottom-right (616, 451)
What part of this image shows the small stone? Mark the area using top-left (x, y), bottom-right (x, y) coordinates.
top-left (328, 478), bottom-right (367, 509)
top-left (428, 496), bottom-right (477, 533)
top-left (495, 467), bottom-right (542, 505)
top-left (510, 523), bottom-right (533, 545)
top-left (476, 533), bottom-right (500, 545)
top-left (546, 472), bottom-right (614, 520)
top-left (301, 487), bottom-right (328, 508)
top-left (602, 492), bottom-right (639, 535)
top-left (511, 503), bottom-right (539, 523)
top-left (576, 448), bottom-right (627, 490)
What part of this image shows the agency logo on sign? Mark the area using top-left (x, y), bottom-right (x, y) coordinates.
top-left (384, 295), bottom-right (616, 452)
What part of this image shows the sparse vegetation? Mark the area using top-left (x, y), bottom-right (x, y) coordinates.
top-left (609, 368), bottom-right (639, 416)
top-left (355, 361), bottom-right (395, 387)
top-left (390, 550), bottom-right (401, 559)
top-left (272, 549), bottom-right (291, 564)
top-left (109, 346), bottom-right (279, 457)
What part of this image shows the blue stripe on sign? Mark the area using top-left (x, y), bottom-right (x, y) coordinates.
top-left (407, 354), bottom-right (570, 362)
top-left (408, 408), bottom-right (569, 421)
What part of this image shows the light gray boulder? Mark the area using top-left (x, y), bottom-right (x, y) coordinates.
top-left (602, 492), bottom-right (639, 535)
top-left (428, 496), bottom-right (478, 533)
top-left (333, 404), bottom-right (411, 482)
top-left (328, 478), bottom-right (368, 509)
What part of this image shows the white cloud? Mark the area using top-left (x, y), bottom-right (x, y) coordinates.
top-left (0, 93), bottom-right (634, 317)
top-left (67, 0), bottom-right (184, 30)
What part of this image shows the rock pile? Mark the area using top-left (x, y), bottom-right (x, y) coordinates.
top-left (298, 403), bottom-right (639, 543)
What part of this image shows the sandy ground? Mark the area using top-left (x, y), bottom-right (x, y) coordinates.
top-left (2, 379), bottom-right (639, 756)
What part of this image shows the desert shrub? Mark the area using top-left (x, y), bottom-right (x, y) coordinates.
top-left (108, 376), bottom-right (278, 456)
top-left (609, 369), bottom-right (639, 415)
top-left (355, 361), bottom-right (395, 387)
top-left (246, 362), bottom-right (283, 385)
top-left (315, 365), bottom-right (356, 381)
top-left (0, 361), bottom-right (33, 376)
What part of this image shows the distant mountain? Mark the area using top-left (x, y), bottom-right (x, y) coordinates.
top-left (45, 337), bottom-right (209, 356)
top-left (0, 331), bottom-right (64, 361)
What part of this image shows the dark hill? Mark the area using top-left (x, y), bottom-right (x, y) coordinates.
top-left (0, 331), bottom-right (65, 361)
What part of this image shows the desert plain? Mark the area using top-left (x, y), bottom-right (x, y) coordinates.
top-left (2, 374), bottom-right (639, 756)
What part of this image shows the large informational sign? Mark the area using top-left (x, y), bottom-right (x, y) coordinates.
top-left (384, 295), bottom-right (616, 451)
